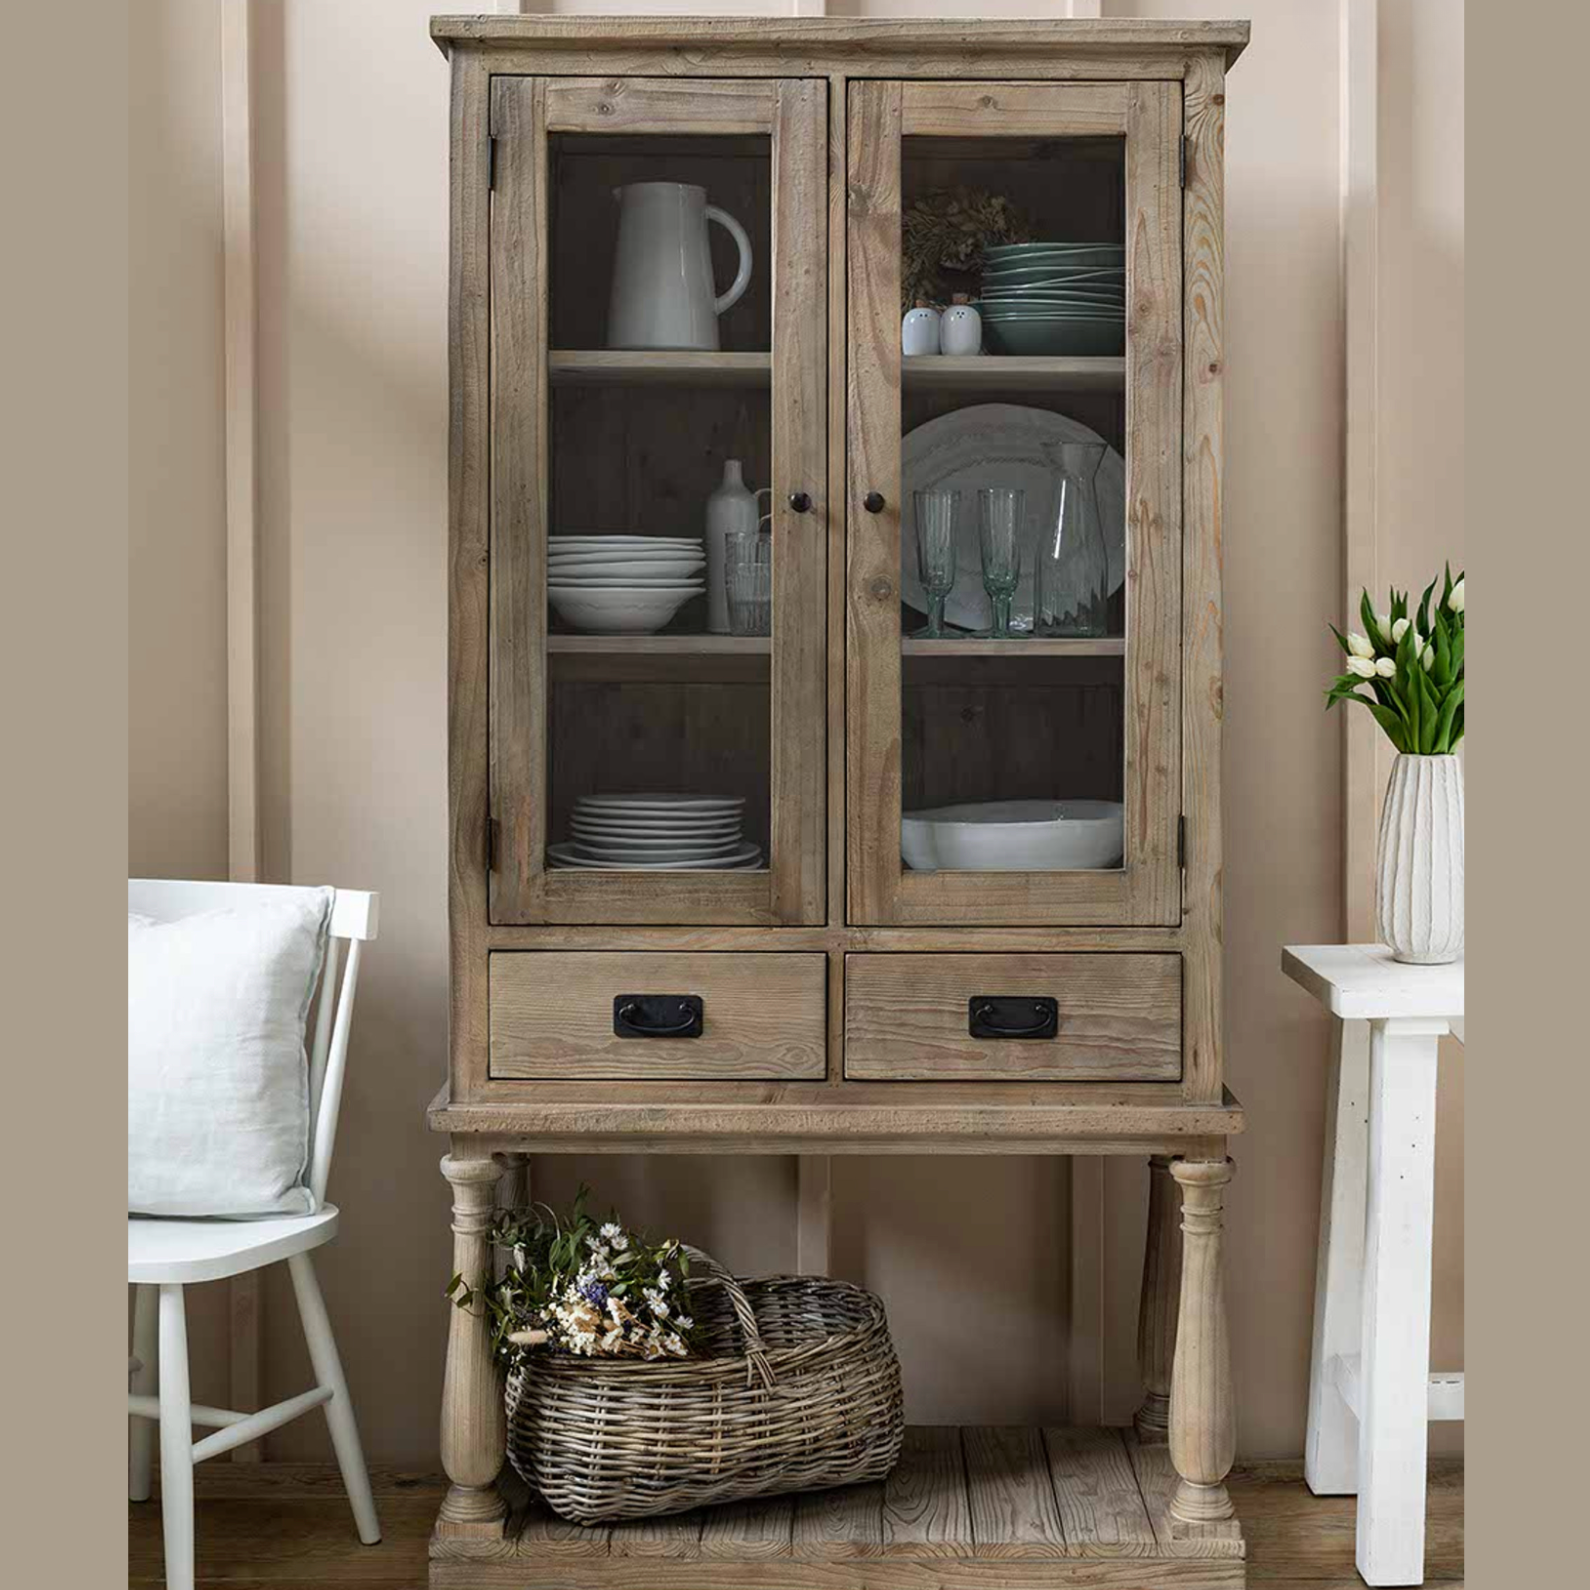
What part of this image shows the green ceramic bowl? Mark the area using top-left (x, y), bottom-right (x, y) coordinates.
top-left (982, 267), bottom-right (1127, 290)
top-left (984, 243), bottom-right (1124, 268)
top-left (981, 318), bottom-right (1125, 357)
top-left (981, 285), bottom-right (1125, 306)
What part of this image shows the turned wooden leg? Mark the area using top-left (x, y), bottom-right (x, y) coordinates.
top-left (1169, 1157), bottom-right (1235, 1527)
top-left (439, 1153), bottom-right (507, 1535)
top-left (1133, 1155), bottom-right (1182, 1444)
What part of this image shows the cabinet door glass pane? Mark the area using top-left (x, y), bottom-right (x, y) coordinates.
top-left (545, 131), bottom-right (773, 877)
top-left (899, 131), bottom-right (1129, 877)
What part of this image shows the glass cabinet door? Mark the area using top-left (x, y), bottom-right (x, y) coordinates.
top-left (847, 81), bottom-right (1184, 926)
top-left (488, 78), bottom-right (826, 925)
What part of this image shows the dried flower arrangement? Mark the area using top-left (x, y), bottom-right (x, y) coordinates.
top-left (901, 186), bottom-right (1031, 311)
top-left (447, 1185), bottom-right (700, 1365)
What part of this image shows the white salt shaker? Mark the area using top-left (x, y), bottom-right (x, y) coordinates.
top-left (901, 299), bottom-right (942, 356)
top-left (940, 293), bottom-right (982, 356)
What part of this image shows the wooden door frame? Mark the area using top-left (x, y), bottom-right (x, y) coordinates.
top-left (486, 74), bottom-right (828, 927)
top-left (845, 80), bottom-right (1185, 927)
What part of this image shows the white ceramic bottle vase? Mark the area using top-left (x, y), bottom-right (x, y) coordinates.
top-left (705, 461), bottom-right (770, 634)
top-left (1375, 753), bottom-right (1464, 964)
top-left (941, 293), bottom-right (983, 355)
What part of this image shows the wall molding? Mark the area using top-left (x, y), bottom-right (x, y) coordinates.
top-left (1340, 0), bottom-right (1380, 940)
top-left (222, 0), bottom-right (263, 1458)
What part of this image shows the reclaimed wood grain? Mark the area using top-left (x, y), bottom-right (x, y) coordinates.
top-left (844, 953), bottom-right (1181, 1082)
top-left (1179, 51), bottom-right (1229, 1103)
top-left (488, 950), bottom-right (827, 1081)
top-left (881, 1427), bottom-right (971, 1558)
top-left (963, 1426), bottom-right (1068, 1559)
top-left (1043, 1427), bottom-right (1157, 1558)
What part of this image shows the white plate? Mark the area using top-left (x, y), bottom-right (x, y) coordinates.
top-left (549, 577), bottom-right (706, 591)
top-left (572, 817), bottom-right (742, 838)
top-left (549, 536), bottom-right (700, 548)
top-left (900, 404), bottom-right (1126, 633)
top-left (548, 841), bottom-right (763, 870)
top-left (577, 793), bottom-right (744, 813)
top-left (549, 558), bottom-right (705, 580)
top-left (547, 586), bottom-right (697, 635)
top-left (901, 799), bottom-right (1123, 872)
top-left (566, 838), bottom-right (745, 862)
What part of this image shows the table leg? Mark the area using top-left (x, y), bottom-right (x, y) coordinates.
top-left (1169, 1158), bottom-right (1235, 1527)
top-left (1306, 1018), bottom-right (1369, 1495)
top-left (438, 1153), bottom-right (508, 1537)
top-left (1133, 1155), bottom-right (1181, 1443)
top-left (1356, 1019), bottom-right (1441, 1585)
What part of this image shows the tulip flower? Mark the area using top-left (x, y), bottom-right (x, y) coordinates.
top-left (1328, 570), bottom-right (1464, 755)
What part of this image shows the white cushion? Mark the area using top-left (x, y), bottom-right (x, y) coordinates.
top-left (128, 889), bottom-right (331, 1217)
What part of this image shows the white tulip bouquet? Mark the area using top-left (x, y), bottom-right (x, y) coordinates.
top-left (1326, 568), bottom-right (1465, 755)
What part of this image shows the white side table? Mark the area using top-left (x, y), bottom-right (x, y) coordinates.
top-left (1283, 944), bottom-right (1464, 1587)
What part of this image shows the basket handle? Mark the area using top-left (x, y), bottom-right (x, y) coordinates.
top-left (684, 1244), bottom-right (775, 1390)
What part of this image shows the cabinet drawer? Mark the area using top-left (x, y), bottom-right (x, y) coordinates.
top-left (489, 952), bottom-right (827, 1081)
top-left (844, 953), bottom-right (1180, 1082)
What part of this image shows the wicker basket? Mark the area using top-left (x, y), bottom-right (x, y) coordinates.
top-left (505, 1251), bottom-right (904, 1525)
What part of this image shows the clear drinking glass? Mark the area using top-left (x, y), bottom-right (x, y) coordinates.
top-left (725, 525), bottom-right (773, 637)
top-left (976, 486), bottom-right (1025, 639)
top-left (1035, 442), bottom-right (1110, 638)
top-left (911, 489), bottom-right (962, 639)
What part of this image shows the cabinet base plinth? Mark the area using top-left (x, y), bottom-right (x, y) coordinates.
top-left (429, 1425), bottom-right (1243, 1589)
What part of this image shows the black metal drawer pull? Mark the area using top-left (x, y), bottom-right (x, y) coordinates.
top-left (968, 996), bottom-right (1058, 1040)
top-left (613, 994), bottom-right (703, 1039)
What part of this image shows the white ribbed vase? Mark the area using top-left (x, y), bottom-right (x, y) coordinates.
top-left (1375, 753), bottom-right (1464, 965)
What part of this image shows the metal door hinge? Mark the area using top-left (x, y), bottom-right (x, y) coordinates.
top-left (1177, 814), bottom-right (1187, 870)
top-left (488, 135), bottom-right (498, 191)
top-left (486, 816), bottom-right (500, 872)
top-left (1179, 136), bottom-right (1187, 189)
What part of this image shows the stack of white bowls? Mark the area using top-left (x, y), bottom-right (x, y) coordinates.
top-left (548, 535), bottom-right (706, 635)
top-left (550, 794), bottom-right (762, 871)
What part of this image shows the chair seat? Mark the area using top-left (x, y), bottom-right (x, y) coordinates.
top-left (128, 1206), bottom-right (340, 1284)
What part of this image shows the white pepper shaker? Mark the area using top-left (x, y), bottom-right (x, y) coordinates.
top-left (901, 298), bottom-right (942, 356)
top-left (940, 293), bottom-right (983, 356)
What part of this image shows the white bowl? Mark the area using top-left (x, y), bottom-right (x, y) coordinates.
top-left (549, 576), bottom-right (706, 590)
top-left (548, 556), bottom-right (705, 580)
top-left (549, 535), bottom-right (700, 548)
top-left (900, 799), bottom-right (1124, 872)
top-left (547, 585), bottom-right (699, 635)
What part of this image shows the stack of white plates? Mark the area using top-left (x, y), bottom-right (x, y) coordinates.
top-left (549, 794), bottom-right (762, 871)
top-left (548, 535), bottom-right (706, 635)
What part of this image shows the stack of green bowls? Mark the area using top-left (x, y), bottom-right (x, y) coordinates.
top-left (978, 242), bottom-right (1126, 356)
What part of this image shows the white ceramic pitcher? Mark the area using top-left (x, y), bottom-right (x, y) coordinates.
top-left (607, 183), bottom-right (753, 351)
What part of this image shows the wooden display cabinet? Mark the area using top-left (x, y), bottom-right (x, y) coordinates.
top-left (429, 13), bottom-right (1249, 1587)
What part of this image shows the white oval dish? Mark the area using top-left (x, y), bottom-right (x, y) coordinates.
top-left (900, 799), bottom-right (1124, 872)
top-left (547, 586), bottom-right (699, 635)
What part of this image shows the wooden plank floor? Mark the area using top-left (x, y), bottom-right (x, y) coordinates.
top-left (128, 1446), bottom-right (1464, 1589)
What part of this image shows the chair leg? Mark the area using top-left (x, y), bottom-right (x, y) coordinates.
top-left (158, 1284), bottom-right (195, 1590)
top-left (129, 1284), bottom-right (159, 1502)
top-left (288, 1252), bottom-right (381, 1544)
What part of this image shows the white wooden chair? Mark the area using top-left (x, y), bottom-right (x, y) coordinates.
top-left (127, 880), bottom-right (382, 1590)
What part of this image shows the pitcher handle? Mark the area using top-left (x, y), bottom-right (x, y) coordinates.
top-left (705, 205), bottom-right (753, 317)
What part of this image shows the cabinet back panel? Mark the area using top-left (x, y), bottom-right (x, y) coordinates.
top-left (550, 137), bottom-right (772, 353)
top-left (547, 679), bottom-right (772, 857)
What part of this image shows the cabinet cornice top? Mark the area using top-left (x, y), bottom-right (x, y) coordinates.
top-left (430, 14), bottom-right (1249, 68)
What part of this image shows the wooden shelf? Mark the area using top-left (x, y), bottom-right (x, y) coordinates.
top-left (902, 636), bottom-right (1125, 657)
top-left (547, 635), bottom-right (771, 655)
top-left (549, 350), bottom-right (771, 387)
top-left (903, 355), bottom-right (1125, 392)
top-left (429, 1425), bottom-right (1244, 1587)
